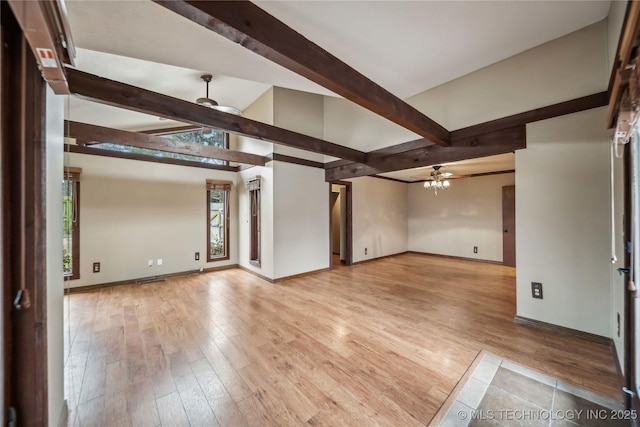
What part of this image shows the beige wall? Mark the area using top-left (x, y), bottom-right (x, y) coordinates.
top-left (65, 153), bottom-right (238, 288)
top-left (273, 87), bottom-right (326, 162)
top-left (273, 162), bottom-right (329, 279)
top-left (408, 173), bottom-right (515, 262)
top-left (47, 88), bottom-right (65, 426)
top-left (347, 177), bottom-right (408, 263)
top-left (516, 107), bottom-right (611, 337)
top-left (322, 21), bottom-right (608, 152)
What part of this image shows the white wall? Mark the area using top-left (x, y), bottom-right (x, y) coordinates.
top-left (65, 153), bottom-right (238, 288)
top-left (408, 173), bottom-right (515, 262)
top-left (47, 88), bottom-right (65, 426)
top-left (516, 107), bottom-right (612, 337)
top-left (274, 162), bottom-right (329, 278)
top-left (347, 177), bottom-right (408, 263)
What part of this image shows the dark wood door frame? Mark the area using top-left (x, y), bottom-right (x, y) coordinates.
top-left (502, 185), bottom-right (516, 267)
top-left (623, 141), bottom-right (637, 411)
top-left (329, 180), bottom-right (353, 267)
top-left (2, 4), bottom-right (49, 425)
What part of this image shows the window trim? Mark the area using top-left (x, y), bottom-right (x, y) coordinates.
top-left (63, 166), bottom-right (81, 280)
top-left (207, 180), bottom-right (232, 262)
top-left (247, 176), bottom-right (261, 267)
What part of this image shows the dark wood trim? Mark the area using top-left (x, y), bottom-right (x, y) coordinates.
top-left (514, 315), bottom-right (612, 347)
top-left (206, 185), bottom-right (231, 263)
top-left (153, 0), bottom-right (450, 146)
top-left (66, 121), bottom-right (266, 166)
top-left (66, 264), bottom-right (239, 293)
top-left (371, 175), bottom-right (409, 184)
top-left (238, 164), bottom-right (256, 172)
top-left (329, 180), bottom-right (353, 267)
top-left (66, 68), bottom-right (367, 163)
top-left (2, 8), bottom-right (49, 422)
top-left (66, 143), bottom-right (239, 172)
top-left (326, 125), bottom-right (525, 181)
top-left (400, 169), bottom-right (516, 184)
top-left (407, 251), bottom-right (504, 265)
top-left (237, 264), bottom-right (273, 283)
top-left (266, 152), bottom-right (324, 169)
top-left (139, 124), bottom-right (201, 135)
top-left (273, 268), bottom-right (330, 284)
top-left (325, 138), bottom-right (437, 170)
top-left (452, 92), bottom-right (608, 140)
top-left (352, 251), bottom-right (410, 265)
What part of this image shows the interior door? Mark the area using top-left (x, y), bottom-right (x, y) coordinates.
top-left (502, 185), bottom-right (516, 267)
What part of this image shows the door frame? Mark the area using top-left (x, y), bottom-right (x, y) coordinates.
top-left (2, 4), bottom-right (49, 424)
top-left (329, 180), bottom-right (353, 267)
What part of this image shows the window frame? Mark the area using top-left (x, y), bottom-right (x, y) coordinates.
top-left (63, 167), bottom-right (81, 280)
top-left (207, 180), bottom-right (232, 262)
top-left (247, 176), bottom-right (261, 267)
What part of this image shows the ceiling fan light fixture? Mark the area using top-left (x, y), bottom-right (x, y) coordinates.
top-left (196, 74), bottom-right (242, 115)
top-left (424, 165), bottom-right (451, 195)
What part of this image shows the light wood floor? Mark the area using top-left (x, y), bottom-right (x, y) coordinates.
top-left (63, 253), bottom-right (621, 426)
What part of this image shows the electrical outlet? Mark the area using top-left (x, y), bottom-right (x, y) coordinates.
top-left (531, 282), bottom-right (543, 299)
top-left (148, 260), bottom-right (153, 267)
top-left (157, 259), bottom-right (163, 266)
top-left (473, 246), bottom-right (478, 254)
top-left (195, 252), bottom-right (200, 261)
top-left (93, 262), bottom-right (100, 273)
top-left (364, 248), bottom-right (368, 255)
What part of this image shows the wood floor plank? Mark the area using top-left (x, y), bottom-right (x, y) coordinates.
top-left (64, 254), bottom-right (622, 426)
top-left (156, 391), bottom-right (190, 427)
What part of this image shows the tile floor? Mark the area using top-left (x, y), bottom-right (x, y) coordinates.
top-left (437, 353), bottom-right (630, 427)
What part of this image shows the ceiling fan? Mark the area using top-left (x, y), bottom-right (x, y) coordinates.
top-left (413, 165), bottom-right (468, 195)
top-left (196, 74), bottom-right (242, 115)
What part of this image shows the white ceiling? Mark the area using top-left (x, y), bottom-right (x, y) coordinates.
top-left (378, 153), bottom-right (515, 182)
top-left (64, 0), bottom-right (612, 170)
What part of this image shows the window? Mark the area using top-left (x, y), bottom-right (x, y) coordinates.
top-left (207, 180), bottom-right (231, 261)
top-left (247, 176), bottom-right (261, 266)
top-left (63, 167), bottom-right (81, 279)
top-left (94, 128), bottom-right (229, 165)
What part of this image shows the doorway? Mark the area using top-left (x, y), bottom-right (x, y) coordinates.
top-left (502, 185), bottom-right (516, 267)
top-left (329, 181), bottom-right (353, 268)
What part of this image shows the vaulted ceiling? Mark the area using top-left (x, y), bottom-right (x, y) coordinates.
top-left (63, 0), bottom-right (613, 177)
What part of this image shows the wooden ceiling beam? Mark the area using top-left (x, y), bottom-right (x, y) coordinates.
top-left (325, 126), bottom-right (526, 181)
top-left (65, 120), bottom-right (269, 166)
top-left (325, 91), bottom-right (606, 180)
top-left (65, 68), bottom-right (367, 163)
top-left (152, 0), bottom-right (450, 146)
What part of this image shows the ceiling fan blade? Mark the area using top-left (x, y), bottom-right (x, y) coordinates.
top-left (447, 175), bottom-right (469, 179)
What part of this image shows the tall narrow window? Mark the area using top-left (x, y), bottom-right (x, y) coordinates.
top-left (207, 180), bottom-right (231, 262)
top-left (63, 167), bottom-right (81, 280)
top-left (247, 176), bottom-right (261, 266)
